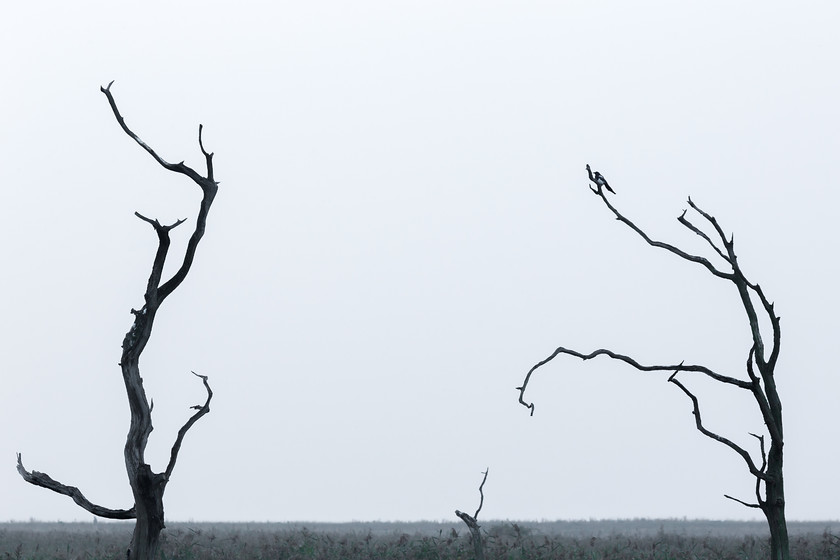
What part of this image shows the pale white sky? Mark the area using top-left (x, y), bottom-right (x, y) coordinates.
top-left (2, 1), bottom-right (839, 523)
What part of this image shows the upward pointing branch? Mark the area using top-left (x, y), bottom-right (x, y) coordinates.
top-left (164, 372), bottom-right (213, 481)
top-left (101, 81), bottom-right (218, 308)
top-left (455, 468), bottom-right (489, 560)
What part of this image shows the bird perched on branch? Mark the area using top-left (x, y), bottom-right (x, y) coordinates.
top-left (586, 163), bottom-right (615, 194)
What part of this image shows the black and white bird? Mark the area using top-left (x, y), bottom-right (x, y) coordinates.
top-left (586, 164), bottom-right (615, 194)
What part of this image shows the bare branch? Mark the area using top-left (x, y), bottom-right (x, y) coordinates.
top-left (686, 197), bottom-right (734, 255)
top-left (164, 372), bottom-right (213, 482)
top-left (100, 81), bottom-right (206, 186)
top-left (474, 468), bottom-right (489, 520)
top-left (750, 432), bottom-right (767, 472)
top-left (742, 333), bottom-right (783, 446)
top-left (134, 212), bottom-right (187, 233)
top-left (16, 454), bottom-right (136, 519)
top-left (518, 346), bottom-right (750, 416)
top-left (591, 187), bottom-right (733, 280)
top-left (750, 282), bottom-right (782, 371)
top-left (677, 209), bottom-right (731, 264)
top-left (198, 124), bottom-right (214, 182)
top-left (748, 432), bottom-right (768, 507)
top-left (724, 493), bottom-right (762, 509)
top-left (667, 371), bottom-right (763, 477)
top-left (746, 346), bottom-right (760, 383)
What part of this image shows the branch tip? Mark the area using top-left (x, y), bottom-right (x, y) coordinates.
top-left (724, 494), bottom-right (762, 509)
top-left (473, 468), bottom-right (489, 520)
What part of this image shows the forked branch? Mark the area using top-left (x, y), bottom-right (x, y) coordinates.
top-left (721, 433), bottom-right (767, 510)
top-left (100, 81), bottom-right (211, 186)
top-left (588, 174), bottom-right (732, 280)
top-left (101, 81), bottom-right (218, 307)
top-left (516, 347), bottom-right (750, 416)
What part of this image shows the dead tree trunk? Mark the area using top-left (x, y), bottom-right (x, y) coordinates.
top-left (455, 468), bottom-right (488, 560)
top-left (17, 82), bottom-right (218, 560)
top-left (517, 165), bottom-right (788, 560)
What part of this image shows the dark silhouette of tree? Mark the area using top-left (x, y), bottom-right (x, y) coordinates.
top-left (455, 468), bottom-right (489, 560)
top-left (517, 165), bottom-right (789, 560)
top-left (17, 81), bottom-right (219, 560)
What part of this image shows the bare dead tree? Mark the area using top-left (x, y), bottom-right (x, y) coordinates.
top-left (17, 82), bottom-right (219, 560)
top-left (517, 166), bottom-right (789, 560)
top-left (455, 468), bottom-right (489, 560)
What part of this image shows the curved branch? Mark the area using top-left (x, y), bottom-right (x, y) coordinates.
top-left (667, 371), bottom-right (763, 478)
top-left (455, 468), bottom-right (489, 560)
top-left (517, 346), bottom-right (751, 416)
top-left (474, 468), bottom-right (488, 520)
top-left (164, 372), bottom-right (213, 482)
top-left (100, 81), bottom-right (206, 186)
top-left (591, 187), bottom-right (732, 280)
top-left (750, 282), bottom-right (782, 371)
top-left (16, 454), bottom-right (136, 519)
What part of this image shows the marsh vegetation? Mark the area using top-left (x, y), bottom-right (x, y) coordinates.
top-left (3, 520), bottom-right (839, 560)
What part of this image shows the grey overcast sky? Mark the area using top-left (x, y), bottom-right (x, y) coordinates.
top-left (2, 1), bottom-right (839, 523)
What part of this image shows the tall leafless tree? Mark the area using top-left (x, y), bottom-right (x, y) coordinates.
top-left (517, 165), bottom-right (789, 560)
top-left (17, 82), bottom-right (219, 560)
